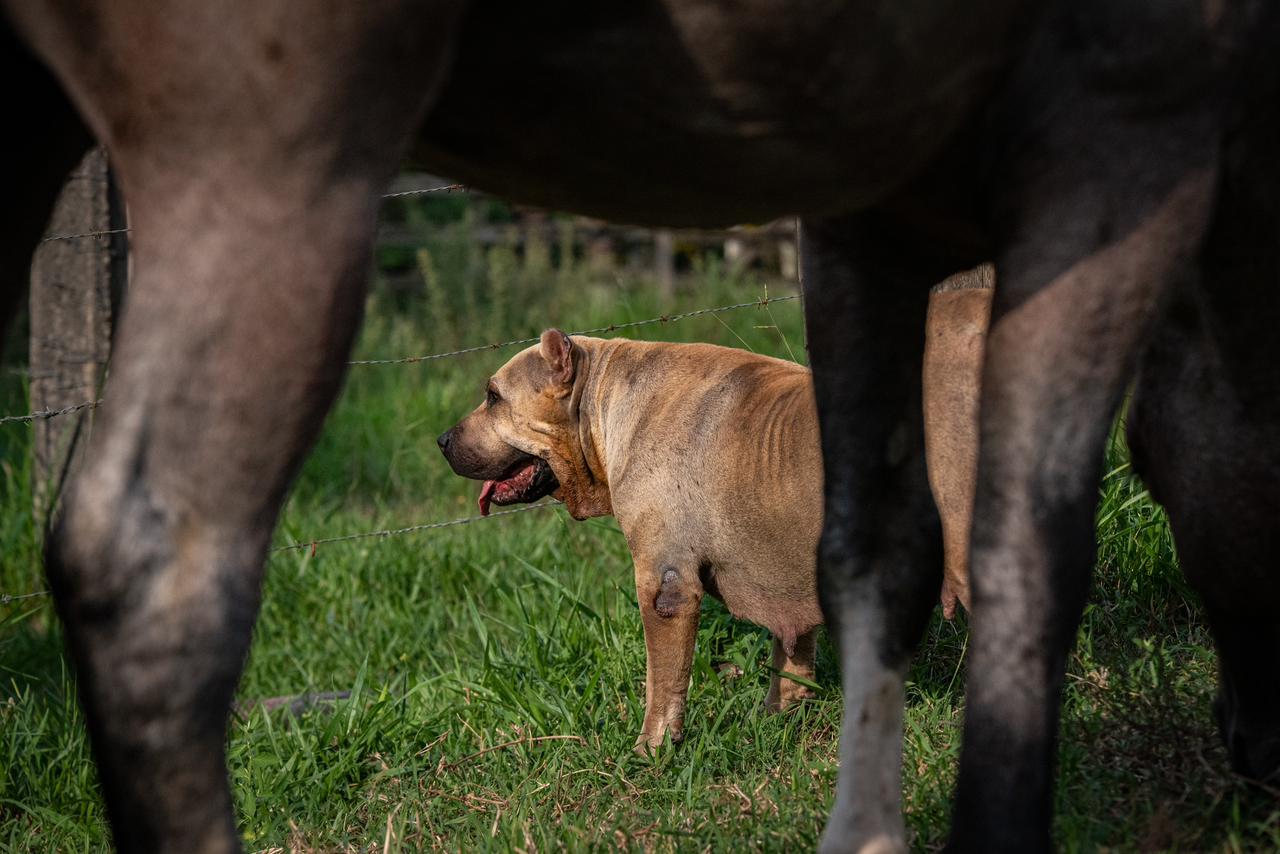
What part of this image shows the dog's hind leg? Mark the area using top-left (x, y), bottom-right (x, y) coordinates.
top-left (21, 6), bottom-right (467, 850)
top-left (1129, 95), bottom-right (1280, 784)
top-left (764, 629), bottom-right (816, 713)
top-left (634, 557), bottom-right (704, 752)
top-left (803, 213), bottom-right (949, 854)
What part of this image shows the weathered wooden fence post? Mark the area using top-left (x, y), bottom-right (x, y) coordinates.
top-left (28, 147), bottom-right (122, 520)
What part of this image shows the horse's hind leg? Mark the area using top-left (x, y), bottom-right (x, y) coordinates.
top-left (1130, 282), bottom-right (1280, 783)
top-left (950, 172), bottom-right (1215, 850)
top-left (1128, 100), bottom-right (1280, 783)
top-left (25, 7), bottom-right (466, 850)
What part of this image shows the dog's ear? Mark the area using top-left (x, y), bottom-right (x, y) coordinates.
top-left (539, 328), bottom-right (575, 387)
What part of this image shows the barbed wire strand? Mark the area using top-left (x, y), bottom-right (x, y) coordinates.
top-left (0, 296), bottom-right (801, 423)
top-left (379, 183), bottom-right (467, 200)
top-left (2, 501), bottom-right (561, 604)
top-left (0, 399), bottom-right (101, 425)
top-left (40, 184), bottom-right (468, 243)
top-left (38, 226), bottom-right (132, 244)
top-left (348, 294), bottom-right (802, 366)
top-left (272, 501), bottom-right (556, 553)
top-left (0, 590), bottom-right (50, 605)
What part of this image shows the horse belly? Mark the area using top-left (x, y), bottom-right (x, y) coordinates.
top-left (417, 1), bottom-right (1024, 225)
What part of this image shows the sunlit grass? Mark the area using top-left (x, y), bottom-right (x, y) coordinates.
top-left (1, 246), bottom-right (1277, 850)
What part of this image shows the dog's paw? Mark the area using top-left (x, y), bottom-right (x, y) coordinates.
top-left (940, 592), bottom-right (958, 620)
top-left (940, 577), bottom-right (969, 620)
top-left (780, 687), bottom-right (816, 711)
top-left (766, 685), bottom-right (816, 714)
top-left (633, 729), bottom-right (682, 756)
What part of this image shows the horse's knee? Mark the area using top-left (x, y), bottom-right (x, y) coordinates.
top-left (54, 456), bottom-right (261, 646)
top-left (46, 452), bottom-right (255, 851)
top-left (815, 523), bottom-right (862, 627)
top-left (52, 435), bottom-right (267, 714)
top-left (816, 495), bottom-right (940, 664)
top-left (47, 457), bottom-right (169, 612)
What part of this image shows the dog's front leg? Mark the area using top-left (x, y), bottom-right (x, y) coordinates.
top-left (633, 559), bottom-right (703, 752)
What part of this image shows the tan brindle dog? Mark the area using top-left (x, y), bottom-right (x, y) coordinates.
top-left (439, 278), bottom-right (989, 750)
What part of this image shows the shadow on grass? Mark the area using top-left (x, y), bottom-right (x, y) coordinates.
top-left (1059, 620), bottom-right (1280, 850)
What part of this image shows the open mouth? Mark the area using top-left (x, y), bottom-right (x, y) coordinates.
top-left (477, 457), bottom-right (560, 516)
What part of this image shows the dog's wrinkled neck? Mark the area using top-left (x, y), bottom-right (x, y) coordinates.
top-left (556, 339), bottom-right (613, 519)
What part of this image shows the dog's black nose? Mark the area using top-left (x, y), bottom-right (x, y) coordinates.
top-left (437, 430), bottom-right (452, 451)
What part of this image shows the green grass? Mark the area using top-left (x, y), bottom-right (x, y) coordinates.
top-left (1, 244), bottom-right (1278, 851)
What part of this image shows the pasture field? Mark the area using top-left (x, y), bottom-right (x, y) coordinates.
top-left (1, 213), bottom-right (1278, 851)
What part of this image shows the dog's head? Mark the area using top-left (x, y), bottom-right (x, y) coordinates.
top-left (439, 328), bottom-right (607, 518)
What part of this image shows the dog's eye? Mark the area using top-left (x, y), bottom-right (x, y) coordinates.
top-left (486, 386), bottom-right (501, 406)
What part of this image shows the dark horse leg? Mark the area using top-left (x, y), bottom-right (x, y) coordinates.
top-left (10, 3), bottom-right (468, 851)
top-left (1129, 70), bottom-right (1280, 785)
top-left (803, 211), bottom-right (953, 854)
top-left (948, 10), bottom-right (1222, 850)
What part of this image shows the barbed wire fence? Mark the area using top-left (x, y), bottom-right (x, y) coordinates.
top-left (2, 179), bottom-right (803, 607)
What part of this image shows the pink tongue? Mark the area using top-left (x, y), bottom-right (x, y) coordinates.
top-left (478, 480), bottom-right (496, 516)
